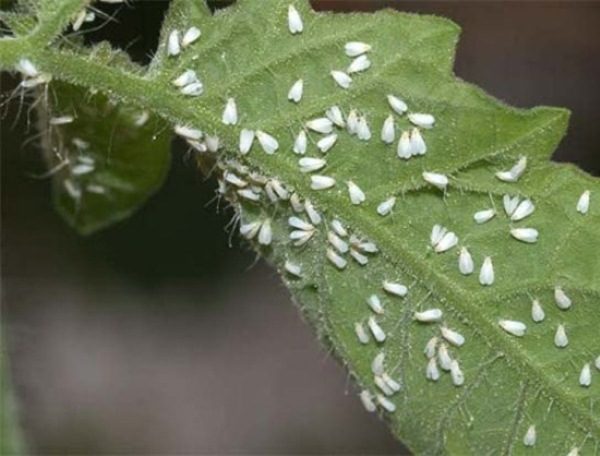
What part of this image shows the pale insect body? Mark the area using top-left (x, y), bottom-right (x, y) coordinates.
top-left (510, 227), bottom-right (539, 244)
top-left (187, 140), bottom-right (206, 153)
top-left (441, 327), bottom-right (465, 347)
top-left (368, 316), bottom-right (386, 342)
top-left (580, 363), bottom-right (592, 387)
top-left (414, 308), bottom-right (443, 323)
top-left (382, 374), bottom-right (401, 393)
top-left (531, 299), bottom-right (545, 322)
top-left (330, 219), bottom-right (347, 237)
top-left (293, 130), bottom-right (307, 155)
top-left (306, 118), bottom-right (333, 134)
top-left (350, 249), bottom-right (368, 266)
top-left (410, 128), bottom-right (427, 155)
top-left (284, 260), bottom-right (302, 277)
top-left (381, 115), bottom-right (395, 144)
top-left (382, 281), bottom-right (407, 297)
top-left (299, 157), bottom-right (326, 173)
top-left (426, 357), bottom-right (441, 381)
top-left (182, 26), bottom-right (201, 47)
top-left (328, 231), bottom-right (349, 254)
top-left (523, 425), bottom-right (536, 447)
top-left (356, 116), bottom-right (371, 141)
top-left (473, 209), bottom-right (495, 224)
top-left (359, 390), bottom-right (376, 412)
top-left (222, 98), bottom-right (238, 125)
top-left (290, 193), bottom-right (303, 212)
top-left (438, 344), bottom-right (452, 371)
top-left (371, 352), bottom-right (385, 375)
top-left (256, 130), bottom-right (279, 154)
top-left (331, 70), bottom-right (352, 89)
top-left (450, 360), bottom-right (464, 386)
top-left (554, 324), bottom-right (568, 348)
top-left (180, 82), bottom-right (203, 96)
top-left (347, 181), bottom-right (366, 205)
top-left (224, 171), bottom-right (247, 187)
top-left (355, 323), bottom-right (370, 344)
top-left (424, 337), bottom-right (438, 359)
top-left (317, 134), bottom-right (338, 153)
top-left (49, 115), bottom-right (74, 125)
top-left (554, 286), bottom-right (572, 310)
top-left (239, 129), bottom-right (255, 154)
top-left (503, 194), bottom-right (520, 216)
top-left (367, 295), bottom-right (384, 315)
top-left (346, 110), bottom-right (359, 135)
top-left (86, 184), bottom-right (105, 195)
top-left (347, 55), bottom-right (371, 74)
top-left (288, 79), bottom-right (303, 103)
top-left (596, 356), bottom-right (600, 371)
top-left (240, 221), bottom-right (261, 239)
top-left (397, 131), bottom-right (412, 159)
top-left (511, 199), bottom-right (535, 221)
top-left (237, 188), bottom-right (260, 202)
top-left (376, 395), bottom-right (396, 413)
top-left (496, 156), bottom-right (527, 182)
top-left (408, 113), bottom-right (435, 129)
top-left (72, 10), bottom-right (87, 32)
top-left (257, 219), bottom-right (272, 246)
top-left (172, 69), bottom-right (198, 87)
top-left (377, 197), bottom-right (396, 216)
top-left (16, 58), bottom-right (40, 78)
top-left (434, 231), bottom-right (458, 253)
top-left (311, 175), bottom-right (336, 190)
top-left (289, 230), bottom-right (314, 246)
top-left (431, 224), bottom-right (447, 246)
top-left (458, 247), bottom-right (474, 275)
top-left (374, 376), bottom-right (393, 396)
top-left (345, 41), bottom-right (371, 57)
top-left (567, 448), bottom-right (579, 456)
top-left (167, 30), bottom-right (181, 56)
top-left (479, 256), bottom-right (494, 286)
top-left (174, 125), bottom-right (202, 140)
top-left (499, 319), bottom-right (527, 337)
top-left (422, 171), bottom-right (448, 190)
top-left (304, 199), bottom-right (322, 225)
top-left (270, 182), bottom-right (290, 200)
top-left (387, 94), bottom-right (407, 115)
top-left (134, 111), bottom-right (149, 127)
top-left (576, 190), bottom-right (590, 214)
top-left (205, 135), bottom-right (220, 153)
top-left (326, 106), bottom-right (345, 127)
top-left (72, 138), bottom-right (90, 149)
top-left (326, 248), bottom-right (347, 269)
top-left (287, 5), bottom-right (303, 34)
top-left (71, 163), bottom-right (94, 175)
top-left (288, 216), bottom-right (314, 231)
top-left (352, 237), bottom-right (378, 253)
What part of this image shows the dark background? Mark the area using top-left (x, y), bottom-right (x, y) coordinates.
top-left (2, 1), bottom-right (599, 454)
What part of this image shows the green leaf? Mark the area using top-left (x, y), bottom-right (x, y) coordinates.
top-left (1, 0), bottom-right (600, 453)
top-left (39, 80), bottom-right (172, 235)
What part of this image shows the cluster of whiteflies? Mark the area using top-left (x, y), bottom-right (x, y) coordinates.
top-left (14, 59), bottom-right (155, 200)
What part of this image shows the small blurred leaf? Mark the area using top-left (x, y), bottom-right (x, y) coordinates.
top-left (41, 81), bottom-right (171, 234)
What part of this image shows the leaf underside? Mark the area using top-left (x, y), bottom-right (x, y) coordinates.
top-left (2, 0), bottom-right (600, 454)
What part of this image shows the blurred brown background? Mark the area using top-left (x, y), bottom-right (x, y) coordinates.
top-left (1, 1), bottom-right (599, 455)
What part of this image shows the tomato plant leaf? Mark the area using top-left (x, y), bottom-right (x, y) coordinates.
top-left (1, 0), bottom-right (599, 453)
